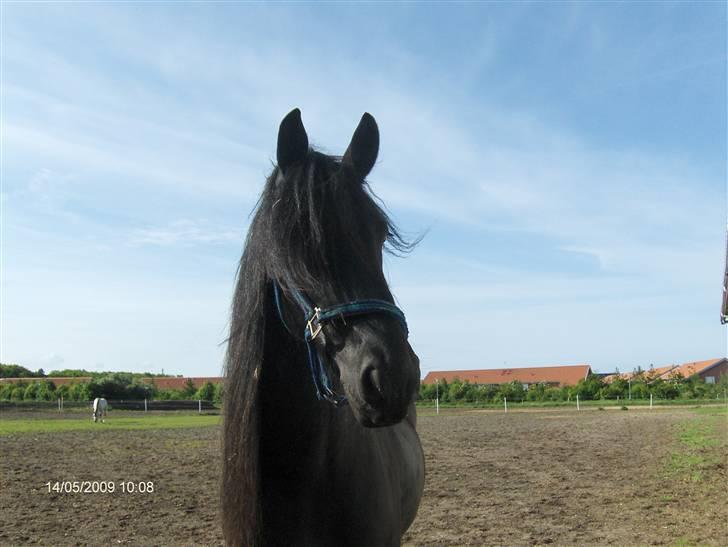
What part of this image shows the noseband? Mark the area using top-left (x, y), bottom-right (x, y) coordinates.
top-left (272, 281), bottom-right (408, 406)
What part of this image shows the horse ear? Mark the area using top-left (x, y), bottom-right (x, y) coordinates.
top-left (343, 113), bottom-right (379, 179)
top-left (277, 108), bottom-right (309, 173)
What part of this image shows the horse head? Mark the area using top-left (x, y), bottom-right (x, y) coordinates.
top-left (265, 108), bottom-right (420, 427)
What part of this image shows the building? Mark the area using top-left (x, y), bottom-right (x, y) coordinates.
top-left (665, 359), bottom-right (727, 384)
top-left (603, 358), bottom-right (727, 385)
top-left (140, 376), bottom-right (223, 390)
top-left (602, 365), bottom-right (676, 384)
top-left (422, 364), bottom-right (591, 389)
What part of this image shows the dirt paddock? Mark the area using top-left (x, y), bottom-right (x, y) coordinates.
top-left (1, 407), bottom-right (725, 546)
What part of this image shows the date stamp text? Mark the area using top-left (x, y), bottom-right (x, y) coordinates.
top-left (44, 481), bottom-right (155, 494)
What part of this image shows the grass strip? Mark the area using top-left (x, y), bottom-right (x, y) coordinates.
top-left (664, 407), bottom-right (726, 483)
top-left (0, 414), bottom-right (221, 435)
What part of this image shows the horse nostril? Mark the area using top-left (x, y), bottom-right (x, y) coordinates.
top-left (362, 365), bottom-right (386, 403)
top-left (370, 368), bottom-right (385, 397)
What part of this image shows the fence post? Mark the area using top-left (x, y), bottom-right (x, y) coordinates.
top-left (198, 399), bottom-right (202, 414)
top-left (576, 394), bottom-right (580, 411)
top-left (504, 397), bottom-right (507, 413)
top-left (61, 395), bottom-right (63, 411)
top-left (58, 398), bottom-right (61, 413)
top-left (650, 393), bottom-right (653, 409)
top-left (144, 398), bottom-right (148, 413)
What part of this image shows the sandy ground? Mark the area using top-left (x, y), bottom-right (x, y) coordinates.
top-left (404, 408), bottom-right (726, 546)
top-left (0, 407), bottom-right (725, 546)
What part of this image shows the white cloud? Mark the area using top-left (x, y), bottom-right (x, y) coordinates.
top-left (130, 219), bottom-right (240, 247)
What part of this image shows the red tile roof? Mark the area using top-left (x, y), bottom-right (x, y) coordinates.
top-left (422, 364), bottom-right (591, 387)
top-left (668, 358), bottom-right (725, 379)
top-left (602, 358), bottom-right (725, 383)
top-left (140, 377), bottom-right (223, 390)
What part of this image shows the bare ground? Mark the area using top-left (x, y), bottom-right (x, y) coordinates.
top-left (404, 408), bottom-right (727, 546)
top-left (0, 408), bottom-right (725, 546)
top-left (0, 412), bottom-right (221, 546)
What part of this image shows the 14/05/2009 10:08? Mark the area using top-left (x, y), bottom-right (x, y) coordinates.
top-left (44, 481), bottom-right (155, 494)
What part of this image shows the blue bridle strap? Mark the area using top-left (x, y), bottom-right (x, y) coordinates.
top-left (272, 281), bottom-right (408, 406)
top-left (317, 302), bottom-right (408, 335)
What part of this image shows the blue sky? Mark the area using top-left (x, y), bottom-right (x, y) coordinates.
top-left (2, 2), bottom-right (725, 377)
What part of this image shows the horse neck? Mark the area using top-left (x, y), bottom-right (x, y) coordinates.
top-left (256, 314), bottom-right (350, 542)
top-left (259, 314), bottom-right (332, 448)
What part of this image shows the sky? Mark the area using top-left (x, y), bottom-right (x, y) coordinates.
top-left (1, 1), bottom-right (726, 378)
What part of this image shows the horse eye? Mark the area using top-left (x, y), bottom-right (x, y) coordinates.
top-left (322, 321), bottom-right (347, 352)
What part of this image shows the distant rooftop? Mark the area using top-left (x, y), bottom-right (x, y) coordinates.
top-left (422, 364), bottom-right (591, 387)
top-left (602, 358), bottom-right (725, 383)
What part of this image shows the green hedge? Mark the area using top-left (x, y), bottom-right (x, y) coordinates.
top-left (419, 373), bottom-right (728, 405)
top-left (0, 375), bottom-right (224, 403)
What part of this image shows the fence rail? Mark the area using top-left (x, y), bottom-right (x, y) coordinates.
top-left (109, 400), bottom-right (216, 411)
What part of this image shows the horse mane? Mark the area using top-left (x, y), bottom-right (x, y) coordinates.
top-left (221, 149), bottom-right (417, 546)
top-left (221, 203), bottom-right (268, 546)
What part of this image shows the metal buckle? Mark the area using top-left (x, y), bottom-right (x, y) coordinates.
top-left (307, 307), bottom-right (322, 340)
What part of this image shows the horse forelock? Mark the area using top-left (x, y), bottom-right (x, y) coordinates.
top-left (261, 150), bottom-right (416, 301)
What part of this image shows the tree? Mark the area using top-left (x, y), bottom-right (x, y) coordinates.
top-left (473, 384), bottom-right (496, 404)
top-left (604, 378), bottom-right (627, 399)
top-left (56, 384), bottom-right (71, 400)
top-left (572, 374), bottom-right (604, 400)
top-left (127, 381), bottom-right (154, 400)
top-left (36, 380), bottom-right (55, 401)
top-left (631, 381), bottom-right (649, 399)
top-left (544, 387), bottom-right (564, 401)
top-left (23, 382), bottom-right (40, 400)
top-left (0, 364), bottom-right (44, 378)
top-left (447, 379), bottom-right (471, 402)
top-left (0, 383), bottom-right (15, 400)
top-left (419, 383), bottom-right (437, 401)
top-left (497, 381), bottom-right (526, 402)
top-left (182, 378), bottom-right (197, 398)
top-left (157, 389), bottom-right (185, 400)
top-left (68, 382), bottom-right (90, 401)
top-left (196, 382), bottom-right (215, 401)
top-left (214, 382), bottom-right (224, 404)
top-left (526, 383), bottom-right (546, 402)
top-left (652, 377), bottom-right (680, 399)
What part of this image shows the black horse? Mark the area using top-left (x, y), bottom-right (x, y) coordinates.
top-left (222, 109), bottom-right (424, 546)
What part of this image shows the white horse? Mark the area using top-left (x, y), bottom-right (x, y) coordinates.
top-left (92, 398), bottom-right (108, 423)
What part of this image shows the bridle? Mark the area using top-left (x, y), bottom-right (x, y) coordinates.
top-left (272, 281), bottom-right (408, 406)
